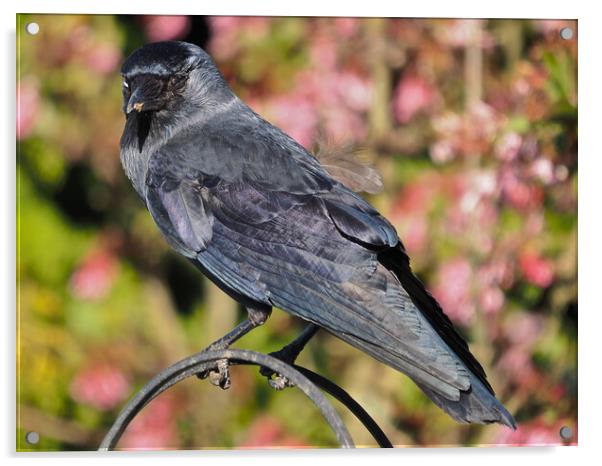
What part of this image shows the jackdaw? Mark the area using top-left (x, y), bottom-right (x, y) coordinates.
top-left (119, 41), bottom-right (515, 429)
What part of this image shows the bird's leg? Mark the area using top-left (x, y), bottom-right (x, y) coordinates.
top-left (260, 323), bottom-right (320, 390)
top-left (198, 305), bottom-right (271, 389)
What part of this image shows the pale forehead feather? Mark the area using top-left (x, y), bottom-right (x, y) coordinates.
top-left (121, 41), bottom-right (209, 77)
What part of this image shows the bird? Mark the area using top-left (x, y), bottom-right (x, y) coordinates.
top-left (118, 40), bottom-right (516, 429)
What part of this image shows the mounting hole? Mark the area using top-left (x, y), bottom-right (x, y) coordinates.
top-left (560, 27), bottom-right (573, 40)
top-left (26, 22), bottom-right (40, 35)
top-left (25, 431), bottom-right (40, 445)
top-left (559, 425), bottom-right (573, 440)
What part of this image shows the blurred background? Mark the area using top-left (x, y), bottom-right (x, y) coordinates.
top-left (16, 15), bottom-right (577, 450)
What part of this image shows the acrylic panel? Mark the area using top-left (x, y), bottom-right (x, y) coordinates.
top-left (16, 14), bottom-right (577, 451)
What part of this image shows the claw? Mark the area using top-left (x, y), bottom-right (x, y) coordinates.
top-left (207, 359), bottom-right (231, 390)
top-left (260, 346), bottom-right (299, 389)
top-left (268, 374), bottom-right (295, 391)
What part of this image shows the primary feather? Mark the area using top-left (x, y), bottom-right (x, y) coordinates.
top-left (120, 41), bottom-right (515, 429)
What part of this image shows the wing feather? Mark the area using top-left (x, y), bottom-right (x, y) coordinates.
top-left (143, 113), bottom-right (478, 401)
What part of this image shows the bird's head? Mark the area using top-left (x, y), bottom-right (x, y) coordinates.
top-left (120, 41), bottom-right (231, 118)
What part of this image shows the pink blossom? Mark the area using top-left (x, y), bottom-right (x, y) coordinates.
top-left (336, 72), bottom-right (373, 112)
top-left (393, 74), bottom-right (435, 123)
top-left (519, 252), bottom-right (554, 288)
top-left (266, 96), bottom-right (318, 148)
top-left (84, 42), bottom-right (121, 74)
top-left (322, 105), bottom-right (366, 143)
top-left (495, 132), bottom-right (522, 161)
top-left (505, 313), bottom-right (544, 348)
top-left (70, 363), bottom-right (130, 411)
top-left (430, 140), bottom-right (455, 164)
top-left (467, 101), bottom-right (500, 141)
top-left (310, 36), bottom-right (337, 69)
top-left (207, 16), bottom-right (241, 61)
top-left (501, 170), bottom-right (543, 210)
top-left (513, 77), bottom-right (531, 96)
top-left (392, 181), bottom-right (436, 218)
top-left (530, 158), bottom-right (554, 184)
top-left (495, 420), bottom-right (571, 446)
top-left (70, 249), bottom-right (118, 301)
top-left (121, 395), bottom-right (177, 449)
top-left (432, 258), bottom-right (475, 326)
top-left (472, 171), bottom-right (497, 197)
top-left (208, 16), bottom-right (241, 36)
top-left (334, 17), bottom-right (359, 39)
top-left (401, 216), bottom-right (428, 254)
top-left (478, 201), bottom-right (499, 229)
top-left (498, 347), bottom-right (538, 388)
top-left (17, 79), bottom-right (39, 140)
top-left (479, 287), bottom-right (505, 315)
top-left (504, 181), bottom-right (531, 209)
top-left (141, 15), bottom-right (191, 42)
top-left (294, 70), bottom-right (331, 105)
top-left (241, 415), bottom-right (309, 448)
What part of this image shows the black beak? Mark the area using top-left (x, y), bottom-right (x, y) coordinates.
top-left (126, 87), bottom-right (147, 114)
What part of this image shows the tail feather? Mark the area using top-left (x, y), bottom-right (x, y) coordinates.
top-left (378, 244), bottom-right (516, 428)
top-left (417, 375), bottom-right (516, 429)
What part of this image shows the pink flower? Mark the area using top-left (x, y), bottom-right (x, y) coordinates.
top-left (430, 140), bottom-right (455, 164)
top-left (322, 105), bottom-right (366, 142)
top-left (530, 158), bottom-right (555, 184)
top-left (467, 101), bottom-right (500, 141)
top-left (121, 395), bottom-right (178, 449)
top-left (266, 96), bottom-right (318, 148)
top-left (393, 74), bottom-right (435, 123)
top-left (479, 287), bottom-right (505, 315)
top-left (141, 15), bottom-right (191, 42)
top-left (392, 181), bottom-right (436, 218)
top-left (70, 249), bottom-right (118, 301)
top-left (334, 17), bottom-right (359, 39)
top-left (85, 42), bottom-right (121, 74)
top-left (519, 252), bottom-right (554, 288)
top-left (207, 16), bottom-right (241, 61)
top-left (498, 347), bottom-right (538, 388)
top-left (432, 258), bottom-right (475, 326)
top-left (402, 216), bottom-right (428, 254)
top-left (70, 363), bottom-right (130, 411)
top-left (501, 170), bottom-right (543, 210)
top-left (495, 419), bottom-right (573, 446)
top-left (208, 16), bottom-right (241, 36)
top-left (336, 72), bottom-right (373, 112)
top-left (505, 182), bottom-right (530, 209)
top-left (241, 415), bottom-right (309, 448)
top-left (17, 79), bottom-right (39, 139)
top-left (505, 313), bottom-right (544, 348)
top-left (495, 132), bottom-right (522, 161)
top-left (310, 36), bottom-right (337, 70)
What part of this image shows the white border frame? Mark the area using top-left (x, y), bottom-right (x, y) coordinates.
top-left (4, 1), bottom-right (598, 464)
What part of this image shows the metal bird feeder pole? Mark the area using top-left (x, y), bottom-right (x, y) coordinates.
top-left (99, 348), bottom-right (393, 450)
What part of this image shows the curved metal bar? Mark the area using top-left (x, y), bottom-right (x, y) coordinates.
top-left (98, 349), bottom-right (354, 450)
top-left (292, 365), bottom-right (393, 448)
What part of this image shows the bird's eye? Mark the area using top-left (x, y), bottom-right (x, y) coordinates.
top-left (123, 80), bottom-right (129, 89)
